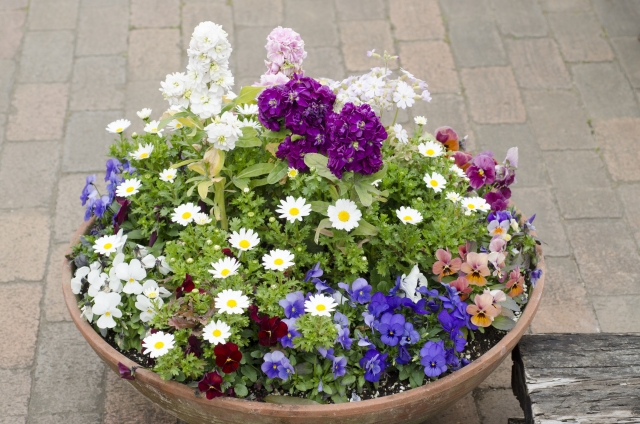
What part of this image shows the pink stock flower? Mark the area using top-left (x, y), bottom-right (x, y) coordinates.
top-left (264, 26), bottom-right (307, 76)
top-left (466, 291), bottom-right (501, 327)
top-left (258, 72), bottom-right (289, 87)
top-left (432, 248), bottom-right (462, 281)
top-left (460, 252), bottom-right (490, 286)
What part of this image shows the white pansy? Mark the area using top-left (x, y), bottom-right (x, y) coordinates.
top-left (229, 228), bottom-right (260, 251)
top-left (107, 253), bottom-right (125, 293)
top-left (115, 259), bottom-right (147, 295)
top-left (396, 206), bottom-right (423, 225)
top-left (215, 289), bottom-right (250, 314)
top-left (202, 320), bottom-right (232, 345)
top-left (424, 172), bottom-right (447, 193)
top-left (81, 304), bottom-right (93, 322)
top-left (93, 292), bottom-right (122, 329)
top-left (400, 265), bottom-right (428, 303)
top-left (327, 199), bottom-right (362, 232)
top-left (156, 255), bottom-right (172, 275)
top-left (304, 294), bottom-right (338, 317)
top-left (137, 108), bottom-right (152, 119)
top-left (262, 249), bottom-right (295, 271)
top-left (106, 119), bottom-right (131, 134)
top-left (159, 168), bottom-right (176, 183)
top-left (115, 178), bottom-right (142, 197)
top-left (135, 295), bottom-right (163, 322)
top-left (71, 266), bottom-right (91, 295)
top-left (170, 202), bottom-right (201, 226)
top-left (275, 196), bottom-right (312, 223)
top-left (418, 140), bottom-right (443, 158)
top-left (209, 257), bottom-right (241, 279)
top-left (142, 331), bottom-right (175, 358)
top-left (142, 280), bottom-right (170, 299)
top-left (87, 269), bottom-right (109, 297)
top-left (129, 143), bottom-right (154, 160)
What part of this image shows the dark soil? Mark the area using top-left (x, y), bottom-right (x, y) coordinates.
top-left (104, 325), bottom-right (507, 403)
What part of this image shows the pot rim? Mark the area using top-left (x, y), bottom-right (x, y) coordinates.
top-left (63, 218), bottom-right (545, 417)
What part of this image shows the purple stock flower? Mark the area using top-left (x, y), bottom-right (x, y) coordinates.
top-left (420, 341), bottom-right (448, 378)
top-left (332, 356), bottom-right (347, 379)
top-left (400, 322), bottom-right (420, 346)
top-left (466, 152), bottom-right (496, 189)
top-left (264, 26), bottom-right (307, 77)
top-left (376, 312), bottom-right (405, 347)
top-left (257, 85), bottom-right (289, 131)
top-left (359, 349), bottom-right (388, 383)
top-left (278, 291), bottom-right (305, 318)
top-left (338, 278), bottom-right (372, 304)
top-left (326, 102), bottom-right (387, 179)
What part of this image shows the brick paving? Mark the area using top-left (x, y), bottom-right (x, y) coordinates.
top-left (0, 0), bottom-right (639, 422)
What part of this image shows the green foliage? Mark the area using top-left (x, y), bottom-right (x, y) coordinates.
top-left (294, 314), bottom-right (338, 352)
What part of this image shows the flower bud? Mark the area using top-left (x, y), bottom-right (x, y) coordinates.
top-left (248, 212), bottom-right (255, 217)
top-left (243, 187), bottom-right (250, 193)
top-left (269, 217), bottom-right (276, 223)
top-left (214, 245), bottom-right (221, 251)
top-left (206, 239), bottom-right (213, 245)
top-left (186, 258), bottom-right (194, 264)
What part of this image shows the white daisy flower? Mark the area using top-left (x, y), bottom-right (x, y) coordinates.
top-left (92, 292), bottom-right (122, 329)
top-left (115, 178), bottom-right (142, 197)
top-left (167, 119), bottom-right (184, 131)
top-left (287, 168), bottom-right (299, 179)
top-left (106, 119), bottom-right (131, 134)
top-left (461, 196), bottom-right (488, 214)
top-left (115, 259), bottom-right (147, 295)
top-left (141, 279), bottom-right (170, 299)
top-left (209, 257), bottom-right (241, 279)
top-left (202, 320), bottom-right (232, 345)
top-left (446, 192), bottom-right (462, 203)
top-left (424, 172), bottom-right (447, 193)
top-left (137, 108), bottom-right (152, 119)
top-left (450, 164), bottom-right (467, 179)
top-left (414, 116), bottom-right (427, 126)
top-left (275, 196), bottom-right (312, 223)
top-left (236, 104), bottom-right (259, 115)
top-left (135, 295), bottom-right (162, 322)
top-left (238, 118), bottom-right (261, 130)
top-left (396, 206), bottom-right (423, 225)
top-left (129, 143), bottom-right (154, 160)
top-left (327, 199), bottom-right (362, 232)
top-left (304, 294), bottom-right (338, 317)
top-left (93, 234), bottom-right (125, 256)
top-left (262, 249), bottom-right (295, 271)
top-left (142, 331), bottom-right (175, 358)
top-left (144, 120), bottom-right (163, 136)
top-left (193, 212), bottom-right (212, 225)
top-left (215, 289), bottom-right (250, 314)
top-left (477, 199), bottom-right (491, 212)
top-left (159, 168), bottom-right (176, 183)
top-left (229, 228), bottom-right (260, 251)
top-left (418, 141), bottom-right (443, 158)
top-left (171, 203), bottom-right (201, 226)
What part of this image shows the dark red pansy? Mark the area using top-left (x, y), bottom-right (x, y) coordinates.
top-left (117, 362), bottom-right (136, 380)
top-left (214, 342), bottom-right (242, 374)
top-left (221, 248), bottom-right (235, 258)
top-left (175, 274), bottom-right (195, 298)
top-left (185, 335), bottom-right (203, 358)
top-left (198, 371), bottom-right (224, 400)
top-left (248, 305), bottom-right (263, 323)
top-left (258, 316), bottom-right (288, 346)
top-left (113, 199), bottom-right (131, 233)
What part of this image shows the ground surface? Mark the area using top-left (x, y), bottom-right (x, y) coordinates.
top-left (0, 0), bottom-right (639, 423)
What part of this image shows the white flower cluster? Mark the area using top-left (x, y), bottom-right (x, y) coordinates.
top-left (328, 67), bottom-right (431, 114)
top-left (159, 22), bottom-right (234, 119)
top-left (203, 111), bottom-right (243, 151)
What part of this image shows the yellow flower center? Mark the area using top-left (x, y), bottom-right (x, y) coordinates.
top-left (404, 215), bottom-right (413, 221)
top-left (105, 311), bottom-right (111, 316)
top-left (213, 329), bottom-right (222, 337)
top-left (316, 304), bottom-right (326, 311)
top-left (468, 204), bottom-right (475, 210)
top-left (103, 243), bottom-right (113, 250)
top-left (430, 180), bottom-right (438, 187)
top-left (182, 211), bottom-right (192, 219)
top-left (140, 152), bottom-right (149, 158)
top-left (116, 127), bottom-right (123, 133)
top-left (288, 170), bottom-right (298, 178)
top-left (129, 278), bottom-right (135, 283)
top-left (126, 186), bottom-right (134, 193)
top-left (426, 149), bottom-right (435, 156)
top-left (166, 174), bottom-right (174, 179)
top-left (239, 239), bottom-right (250, 249)
top-left (154, 341), bottom-right (164, 349)
top-left (227, 299), bottom-right (237, 308)
top-left (289, 207), bottom-right (300, 216)
top-left (338, 211), bottom-right (350, 222)
top-left (478, 169), bottom-right (484, 176)
top-left (494, 227), bottom-right (503, 234)
top-left (221, 269), bottom-right (230, 276)
top-left (148, 292), bottom-right (157, 298)
top-left (274, 258), bottom-right (284, 266)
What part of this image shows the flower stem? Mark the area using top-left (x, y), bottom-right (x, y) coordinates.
top-left (391, 107), bottom-right (400, 127)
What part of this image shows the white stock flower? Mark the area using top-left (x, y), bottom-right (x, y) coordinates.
top-left (393, 81), bottom-right (416, 109)
top-left (392, 124), bottom-right (409, 144)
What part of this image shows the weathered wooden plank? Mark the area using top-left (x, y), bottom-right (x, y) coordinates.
top-left (512, 334), bottom-right (640, 424)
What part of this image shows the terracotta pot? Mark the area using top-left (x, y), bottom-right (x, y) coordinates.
top-left (63, 220), bottom-right (545, 424)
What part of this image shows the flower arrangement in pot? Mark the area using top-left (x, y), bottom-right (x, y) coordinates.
top-left (66, 21), bottom-right (543, 420)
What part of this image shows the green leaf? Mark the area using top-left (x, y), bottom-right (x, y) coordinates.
top-left (354, 181), bottom-right (373, 207)
top-left (262, 128), bottom-right (290, 139)
top-left (295, 382), bottom-right (308, 392)
top-left (241, 365), bottom-right (258, 382)
top-left (294, 362), bottom-right (313, 375)
top-left (314, 218), bottom-right (333, 244)
top-left (310, 201), bottom-right (330, 216)
top-left (304, 153), bottom-right (339, 183)
top-left (322, 383), bottom-right (333, 395)
top-left (264, 395), bottom-right (319, 405)
top-left (398, 365), bottom-right (411, 381)
top-left (231, 177), bottom-right (250, 190)
top-left (124, 229), bottom-right (144, 240)
top-left (250, 350), bottom-right (263, 359)
top-left (492, 315), bottom-right (516, 331)
top-left (197, 180), bottom-right (213, 199)
top-left (340, 374), bottom-right (356, 386)
top-left (266, 160), bottom-right (288, 184)
top-left (249, 177), bottom-right (269, 189)
top-left (170, 158), bottom-right (200, 169)
top-left (351, 219), bottom-right (379, 237)
top-left (236, 127), bottom-right (262, 148)
top-left (357, 165), bottom-right (387, 185)
top-left (234, 85), bottom-right (264, 105)
top-left (234, 384), bottom-right (248, 397)
top-left (410, 368), bottom-right (424, 388)
top-left (498, 297), bottom-right (521, 312)
top-left (236, 162), bottom-right (275, 179)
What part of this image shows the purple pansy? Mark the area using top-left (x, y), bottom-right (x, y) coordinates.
top-left (278, 291), bottom-right (305, 319)
top-left (359, 349), bottom-right (388, 383)
top-left (338, 278), bottom-right (372, 304)
top-left (376, 312), bottom-right (405, 347)
top-left (420, 340), bottom-right (448, 378)
top-left (261, 351), bottom-right (294, 380)
top-left (400, 322), bottom-right (420, 346)
top-left (332, 356), bottom-right (347, 379)
top-left (466, 152), bottom-right (496, 189)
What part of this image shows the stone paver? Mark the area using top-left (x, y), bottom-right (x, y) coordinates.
top-left (0, 210), bottom-right (50, 283)
top-left (0, 284), bottom-right (42, 367)
top-left (461, 67), bottom-right (526, 124)
top-left (4, 1), bottom-right (640, 423)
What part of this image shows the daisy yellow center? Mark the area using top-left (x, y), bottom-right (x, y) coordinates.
top-left (274, 258), bottom-right (284, 266)
top-left (316, 304), bottom-right (326, 311)
top-left (227, 299), bottom-right (237, 308)
top-left (221, 269), bottom-right (230, 276)
top-left (288, 170), bottom-right (298, 177)
top-left (213, 329), bottom-right (222, 337)
top-left (289, 207), bottom-right (300, 216)
top-left (140, 152), bottom-right (149, 158)
top-left (404, 215), bottom-right (413, 221)
top-left (430, 180), bottom-right (438, 187)
top-left (468, 204), bottom-right (475, 210)
top-left (338, 211), bottom-right (350, 222)
top-left (426, 149), bottom-right (435, 156)
top-left (103, 242), bottom-right (113, 250)
top-left (116, 127), bottom-right (123, 132)
top-left (239, 240), bottom-right (250, 249)
top-left (126, 186), bottom-right (134, 193)
top-left (166, 174), bottom-right (174, 179)
top-left (182, 211), bottom-right (192, 219)
top-left (154, 341), bottom-right (164, 349)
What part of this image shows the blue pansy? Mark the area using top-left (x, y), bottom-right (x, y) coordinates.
top-left (332, 356), bottom-right (347, 379)
top-left (359, 349), bottom-right (388, 383)
top-left (376, 312), bottom-right (405, 347)
top-left (420, 340), bottom-right (447, 378)
top-left (338, 278), bottom-right (372, 304)
top-left (278, 291), bottom-right (305, 318)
